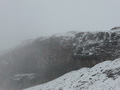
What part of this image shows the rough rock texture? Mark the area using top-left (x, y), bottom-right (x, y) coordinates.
top-left (1, 27), bottom-right (120, 90)
top-left (24, 58), bottom-right (120, 90)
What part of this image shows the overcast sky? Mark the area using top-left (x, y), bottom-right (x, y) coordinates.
top-left (0, 0), bottom-right (120, 51)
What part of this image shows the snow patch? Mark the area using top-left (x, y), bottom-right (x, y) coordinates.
top-left (24, 58), bottom-right (120, 90)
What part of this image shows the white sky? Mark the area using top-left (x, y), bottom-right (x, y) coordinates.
top-left (0, 0), bottom-right (120, 51)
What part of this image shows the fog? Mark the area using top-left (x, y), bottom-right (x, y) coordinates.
top-left (0, 0), bottom-right (120, 51)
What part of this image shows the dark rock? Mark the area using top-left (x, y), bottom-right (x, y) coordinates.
top-left (1, 28), bottom-right (120, 89)
top-left (111, 27), bottom-right (120, 30)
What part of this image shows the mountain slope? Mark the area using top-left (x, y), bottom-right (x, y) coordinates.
top-left (24, 58), bottom-right (120, 90)
top-left (1, 27), bottom-right (120, 90)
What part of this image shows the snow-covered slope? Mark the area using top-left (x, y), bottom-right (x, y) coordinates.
top-left (24, 58), bottom-right (120, 90)
top-left (2, 27), bottom-right (120, 90)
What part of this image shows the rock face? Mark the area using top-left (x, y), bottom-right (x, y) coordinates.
top-left (24, 58), bottom-right (120, 90)
top-left (0, 27), bottom-right (120, 90)
top-left (111, 27), bottom-right (120, 30)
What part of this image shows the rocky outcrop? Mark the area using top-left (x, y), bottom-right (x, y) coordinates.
top-left (24, 58), bottom-right (120, 90)
top-left (1, 27), bottom-right (120, 90)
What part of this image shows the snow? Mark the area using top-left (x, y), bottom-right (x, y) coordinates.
top-left (24, 58), bottom-right (120, 90)
top-left (12, 73), bottom-right (36, 81)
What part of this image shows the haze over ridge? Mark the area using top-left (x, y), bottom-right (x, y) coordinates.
top-left (0, 0), bottom-right (120, 51)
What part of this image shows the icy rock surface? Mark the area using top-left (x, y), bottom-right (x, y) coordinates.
top-left (25, 58), bottom-right (120, 90)
top-left (1, 27), bottom-right (120, 90)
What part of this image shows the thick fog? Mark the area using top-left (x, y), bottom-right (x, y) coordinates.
top-left (0, 0), bottom-right (120, 51)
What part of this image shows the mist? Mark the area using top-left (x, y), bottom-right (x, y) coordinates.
top-left (0, 0), bottom-right (120, 51)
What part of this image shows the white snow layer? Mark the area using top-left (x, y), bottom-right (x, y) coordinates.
top-left (24, 58), bottom-right (120, 90)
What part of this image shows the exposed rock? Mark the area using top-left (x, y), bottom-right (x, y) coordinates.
top-left (24, 58), bottom-right (120, 90)
top-left (1, 28), bottom-right (120, 90)
top-left (111, 27), bottom-right (120, 30)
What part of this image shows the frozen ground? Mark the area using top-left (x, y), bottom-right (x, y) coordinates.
top-left (24, 58), bottom-right (120, 90)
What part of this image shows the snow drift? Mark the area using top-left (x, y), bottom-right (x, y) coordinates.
top-left (24, 58), bottom-right (120, 90)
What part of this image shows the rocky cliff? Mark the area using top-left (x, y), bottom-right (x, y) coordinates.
top-left (0, 27), bottom-right (120, 90)
top-left (24, 58), bottom-right (120, 90)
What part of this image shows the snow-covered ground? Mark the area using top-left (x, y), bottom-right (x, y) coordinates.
top-left (24, 58), bottom-right (120, 90)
